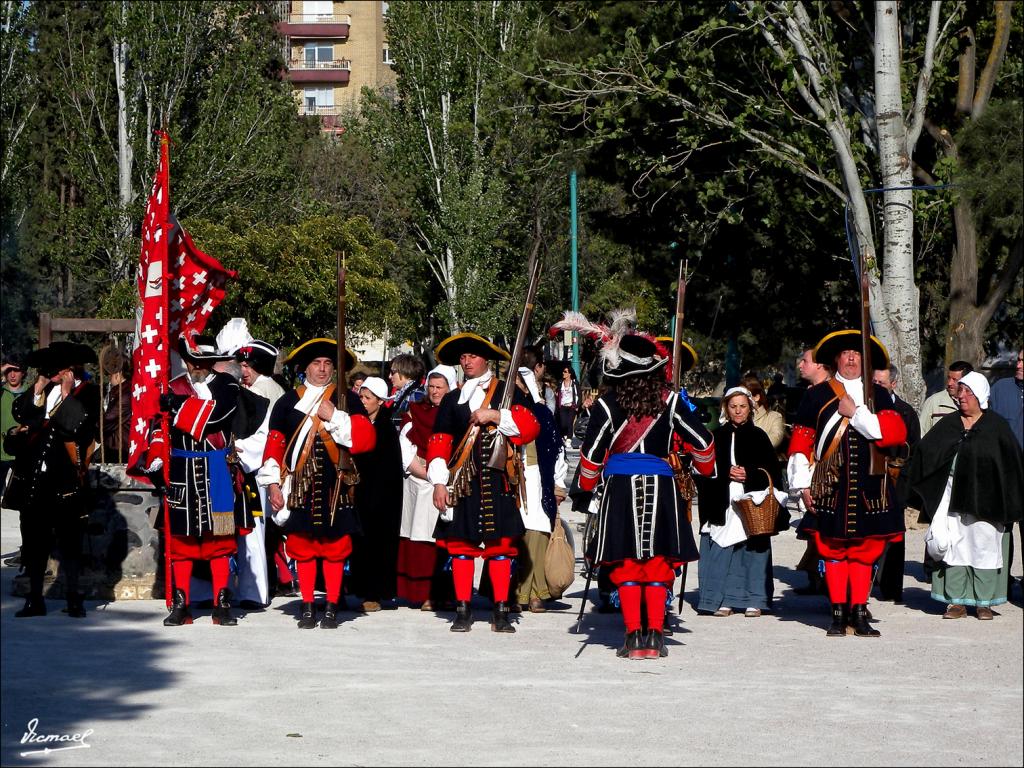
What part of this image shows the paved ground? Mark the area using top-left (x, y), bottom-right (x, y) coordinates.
top-left (2, 490), bottom-right (1022, 766)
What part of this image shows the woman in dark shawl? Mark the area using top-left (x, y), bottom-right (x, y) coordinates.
top-left (695, 387), bottom-right (786, 617)
top-left (906, 372), bottom-right (1023, 620)
top-left (349, 376), bottom-right (404, 612)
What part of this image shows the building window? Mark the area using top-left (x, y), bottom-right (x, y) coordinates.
top-left (303, 86), bottom-right (335, 113)
top-left (305, 0), bottom-right (334, 19)
top-left (383, 46), bottom-right (394, 65)
top-left (304, 41), bottom-right (334, 66)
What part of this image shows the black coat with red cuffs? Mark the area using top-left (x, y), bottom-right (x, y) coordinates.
top-left (161, 371), bottom-right (253, 537)
top-left (262, 387), bottom-right (375, 538)
top-left (577, 390), bottom-right (715, 564)
top-left (788, 379), bottom-right (908, 541)
top-left (426, 380), bottom-right (540, 544)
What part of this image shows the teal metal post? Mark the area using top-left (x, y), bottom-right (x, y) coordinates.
top-left (570, 170), bottom-right (580, 380)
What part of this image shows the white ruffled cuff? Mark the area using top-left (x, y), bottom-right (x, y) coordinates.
top-left (850, 405), bottom-right (882, 440)
top-left (256, 458), bottom-right (282, 488)
top-left (497, 408), bottom-right (521, 437)
top-left (787, 453), bottom-right (812, 491)
top-left (427, 457), bottom-right (450, 487)
top-left (324, 409), bottom-right (353, 446)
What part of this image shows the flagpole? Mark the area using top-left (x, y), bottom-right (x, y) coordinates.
top-left (159, 130), bottom-right (173, 609)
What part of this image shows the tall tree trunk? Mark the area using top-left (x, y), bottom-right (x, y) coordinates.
top-left (113, 2), bottom-right (134, 281)
top-left (874, 1), bottom-right (925, 407)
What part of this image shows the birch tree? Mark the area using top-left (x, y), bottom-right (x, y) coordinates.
top-left (535, 1), bottom-right (964, 406)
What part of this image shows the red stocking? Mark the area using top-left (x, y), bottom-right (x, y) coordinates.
top-left (209, 556), bottom-right (230, 598)
top-left (451, 557), bottom-right (475, 602)
top-left (644, 585), bottom-right (667, 632)
top-left (295, 560), bottom-right (317, 603)
top-left (848, 561), bottom-right (874, 605)
top-left (824, 559), bottom-right (850, 604)
top-left (323, 560), bottom-right (345, 603)
top-left (487, 558), bottom-right (512, 603)
top-left (172, 560), bottom-right (193, 603)
top-left (619, 584), bottom-right (643, 633)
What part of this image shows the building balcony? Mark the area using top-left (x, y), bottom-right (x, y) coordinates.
top-left (277, 13), bottom-right (351, 39)
top-left (286, 59), bottom-right (351, 83)
top-left (299, 104), bottom-right (342, 117)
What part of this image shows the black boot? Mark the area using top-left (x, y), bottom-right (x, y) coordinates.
top-left (450, 601), bottom-right (473, 632)
top-left (212, 588), bottom-right (237, 626)
top-left (297, 602), bottom-right (317, 629)
top-left (320, 602), bottom-right (339, 629)
top-left (616, 630), bottom-right (644, 658)
top-left (66, 591), bottom-right (87, 619)
top-left (641, 629), bottom-right (668, 659)
top-left (849, 604), bottom-right (880, 637)
top-left (15, 595), bottom-right (46, 618)
top-left (163, 589), bottom-right (193, 626)
top-left (491, 601), bottom-right (516, 633)
top-left (826, 604), bottom-right (847, 636)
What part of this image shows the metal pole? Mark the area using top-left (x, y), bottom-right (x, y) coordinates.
top-left (570, 170), bottom-right (580, 380)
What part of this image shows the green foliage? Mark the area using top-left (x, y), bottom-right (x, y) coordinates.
top-left (957, 99), bottom-right (1023, 244)
top-left (186, 215), bottom-right (402, 349)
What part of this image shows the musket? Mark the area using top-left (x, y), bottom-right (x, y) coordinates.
top-left (667, 260), bottom-right (694, 617)
top-left (859, 249), bottom-right (885, 476)
top-left (447, 226), bottom-right (544, 504)
top-left (332, 251), bottom-right (360, 522)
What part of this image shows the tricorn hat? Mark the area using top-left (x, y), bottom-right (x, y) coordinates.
top-left (235, 340), bottom-right (279, 376)
top-left (814, 330), bottom-right (889, 372)
top-left (434, 333), bottom-right (511, 366)
top-left (287, 338), bottom-right (357, 373)
top-left (178, 334), bottom-right (233, 365)
top-left (602, 334), bottom-right (669, 380)
top-left (654, 336), bottom-right (698, 375)
top-left (27, 341), bottom-right (97, 377)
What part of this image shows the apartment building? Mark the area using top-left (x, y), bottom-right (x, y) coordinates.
top-left (276, 0), bottom-right (396, 130)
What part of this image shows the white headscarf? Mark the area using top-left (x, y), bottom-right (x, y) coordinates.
top-left (958, 371), bottom-right (990, 409)
top-left (426, 364), bottom-right (458, 392)
top-left (360, 376), bottom-right (389, 402)
top-left (719, 386), bottom-right (755, 425)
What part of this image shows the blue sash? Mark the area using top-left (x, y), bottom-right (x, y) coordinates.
top-left (171, 447), bottom-right (234, 513)
top-left (604, 452), bottom-right (674, 477)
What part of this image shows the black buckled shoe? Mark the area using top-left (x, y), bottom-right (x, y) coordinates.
top-left (297, 602), bottom-right (317, 629)
top-left (849, 604), bottom-right (880, 637)
top-left (451, 601), bottom-right (473, 632)
top-left (616, 629), bottom-right (644, 658)
top-left (491, 601), bottom-right (516, 633)
top-left (639, 629), bottom-right (667, 659)
top-left (163, 589), bottom-right (193, 626)
top-left (826, 603), bottom-right (847, 636)
top-left (212, 588), bottom-right (237, 626)
top-left (15, 596), bottom-right (46, 618)
top-left (320, 602), bottom-right (339, 629)
top-left (66, 591), bottom-right (87, 619)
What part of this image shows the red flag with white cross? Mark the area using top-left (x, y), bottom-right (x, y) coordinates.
top-left (127, 132), bottom-right (235, 478)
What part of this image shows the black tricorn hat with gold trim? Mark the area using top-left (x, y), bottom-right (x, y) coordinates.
top-left (434, 333), bottom-right (511, 366)
top-left (814, 330), bottom-right (889, 371)
top-left (286, 338), bottom-right (357, 373)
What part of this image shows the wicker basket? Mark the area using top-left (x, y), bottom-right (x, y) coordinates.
top-left (734, 469), bottom-right (780, 537)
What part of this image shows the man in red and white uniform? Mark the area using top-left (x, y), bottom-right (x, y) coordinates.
top-left (428, 333), bottom-right (540, 634)
top-left (258, 339), bottom-right (375, 629)
top-left (787, 330), bottom-right (909, 637)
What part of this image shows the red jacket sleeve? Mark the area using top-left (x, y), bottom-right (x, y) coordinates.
top-left (508, 404), bottom-right (540, 446)
top-left (684, 440), bottom-right (716, 477)
top-left (426, 433), bottom-right (453, 465)
top-left (348, 415), bottom-right (377, 454)
top-left (578, 453), bottom-right (605, 492)
top-left (263, 429), bottom-right (286, 468)
top-left (788, 425), bottom-right (816, 461)
top-left (875, 409), bottom-right (908, 448)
